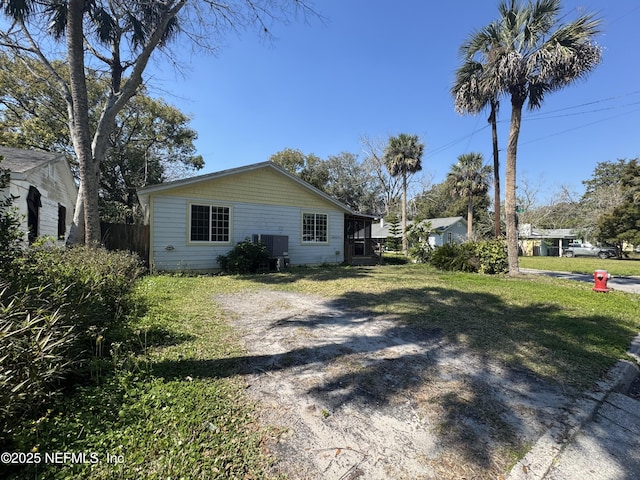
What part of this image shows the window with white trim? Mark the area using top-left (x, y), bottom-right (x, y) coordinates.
top-left (190, 204), bottom-right (230, 242)
top-left (302, 212), bottom-right (328, 243)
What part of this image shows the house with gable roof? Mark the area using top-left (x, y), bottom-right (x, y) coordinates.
top-left (371, 216), bottom-right (468, 250)
top-left (137, 161), bottom-right (378, 272)
top-left (0, 146), bottom-right (77, 244)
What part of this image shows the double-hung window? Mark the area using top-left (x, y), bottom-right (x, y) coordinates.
top-left (190, 204), bottom-right (230, 243)
top-left (302, 212), bottom-right (328, 243)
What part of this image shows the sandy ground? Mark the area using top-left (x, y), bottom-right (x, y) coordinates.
top-left (215, 290), bottom-right (576, 480)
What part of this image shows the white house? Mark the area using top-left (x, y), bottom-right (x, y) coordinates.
top-left (137, 161), bottom-right (377, 272)
top-left (0, 146), bottom-right (77, 244)
top-left (371, 216), bottom-right (468, 249)
top-left (423, 216), bottom-right (468, 247)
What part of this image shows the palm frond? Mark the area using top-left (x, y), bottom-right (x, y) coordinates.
top-left (1, 0), bottom-right (33, 22)
top-left (44, 1), bottom-right (67, 39)
top-left (383, 133), bottom-right (424, 177)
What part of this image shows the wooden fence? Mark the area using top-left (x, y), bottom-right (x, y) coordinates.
top-left (101, 222), bottom-right (150, 266)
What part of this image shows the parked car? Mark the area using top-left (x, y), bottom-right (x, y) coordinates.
top-left (562, 242), bottom-right (617, 259)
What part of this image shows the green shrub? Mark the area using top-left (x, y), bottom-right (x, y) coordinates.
top-left (0, 157), bottom-right (24, 269)
top-left (8, 245), bottom-right (145, 339)
top-left (217, 239), bottom-right (270, 274)
top-left (429, 240), bottom-right (508, 274)
top-left (408, 242), bottom-right (433, 263)
top-left (429, 242), bottom-right (478, 272)
top-left (474, 238), bottom-right (508, 274)
top-left (0, 285), bottom-right (77, 442)
top-left (1, 246), bottom-right (145, 443)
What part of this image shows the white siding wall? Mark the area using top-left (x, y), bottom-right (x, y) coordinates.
top-left (428, 221), bottom-right (468, 247)
top-left (449, 222), bottom-right (468, 243)
top-left (5, 161), bottom-right (76, 244)
top-left (151, 196), bottom-right (345, 272)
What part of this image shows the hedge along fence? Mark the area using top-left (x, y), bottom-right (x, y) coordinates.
top-left (0, 245), bottom-right (145, 443)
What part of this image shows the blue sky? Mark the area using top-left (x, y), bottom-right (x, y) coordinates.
top-left (147, 0), bottom-right (640, 204)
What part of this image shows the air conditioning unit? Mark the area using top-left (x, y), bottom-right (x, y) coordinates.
top-left (252, 234), bottom-right (288, 256)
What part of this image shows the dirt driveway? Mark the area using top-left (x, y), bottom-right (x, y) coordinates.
top-left (216, 290), bottom-right (576, 480)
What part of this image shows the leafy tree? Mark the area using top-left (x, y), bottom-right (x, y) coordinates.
top-left (579, 159), bottom-right (628, 236)
top-left (269, 148), bottom-right (329, 191)
top-left (0, 0), bottom-right (317, 244)
top-left (100, 94), bottom-right (203, 223)
top-left (413, 182), bottom-right (459, 220)
top-left (271, 149), bottom-right (383, 214)
top-left (447, 153), bottom-right (492, 240)
top-left (269, 148), bottom-right (306, 175)
top-left (460, 0), bottom-right (602, 275)
top-left (0, 54), bottom-right (202, 224)
top-left (324, 152), bottom-right (381, 214)
top-left (596, 159), bottom-right (640, 248)
top-left (0, 54), bottom-right (74, 156)
top-left (413, 179), bottom-right (490, 230)
top-left (383, 133), bottom-right (425, 253)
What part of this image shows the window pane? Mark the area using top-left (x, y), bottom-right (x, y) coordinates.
top-left (303, 213), bottom-right (314, 242)
top-left (211, 206), bottom-right (230, 242)
top-left (316, 214), bottom-right (327, 242)
top-left (302, 213), bottom-right (327, 242)
top-left (191, 205), bottom-right (210, 241)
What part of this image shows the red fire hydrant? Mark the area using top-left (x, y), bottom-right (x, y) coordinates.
top-left (593, 270), bottom-right (611, 292)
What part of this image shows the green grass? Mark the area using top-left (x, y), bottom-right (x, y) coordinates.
top-left (520, 255), bottom-right (640, 276)
top-left (8, 264), bottom-right (640, 479)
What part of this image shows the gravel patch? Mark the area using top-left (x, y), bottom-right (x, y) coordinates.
top-left (216, 290), bottom-right (576, 479)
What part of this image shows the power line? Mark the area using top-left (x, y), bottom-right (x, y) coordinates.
top-left (422, 90), bottom-right (640, 161)
top-left (524, 101), bottom-right (640, 121)
top-left (520, 107), bottom-right (640, 146)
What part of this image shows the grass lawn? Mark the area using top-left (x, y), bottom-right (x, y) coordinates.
top-left (520, 255), bottom-right (640, 276)
top-left (10, 264), bottom-right (640, 479)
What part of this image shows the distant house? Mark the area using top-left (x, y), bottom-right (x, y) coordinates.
top-left (371, 216), bottom-right (468, 249)
top-left (518, 224), bottom-right (577, 256)
top-left (137, 161), bottom-right (377, 272)
top-left (0, 146), bottom-right (77, 244)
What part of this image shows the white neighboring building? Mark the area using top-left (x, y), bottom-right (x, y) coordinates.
top-left (371, 216), bottom-right (468, 248)
top-left (0, 146), bottom-right (77, 244)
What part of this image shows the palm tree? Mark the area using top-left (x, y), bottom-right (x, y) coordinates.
top-left (452, 54), bottom-right (502, 239)
top-left (462, 0), bottom-right (602, 275)
top-left (447, 153), bottom-right (492, 240)
top-left (383, 133), bottom-right (424, 253)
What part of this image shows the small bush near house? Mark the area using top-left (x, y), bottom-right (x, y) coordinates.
top-left (429, 239), bottom-right (508, 274)
top-left (217, 239), bottom-right (270, 274)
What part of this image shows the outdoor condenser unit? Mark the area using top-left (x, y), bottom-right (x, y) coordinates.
top-left (252, 234), bottom-right (289, 270)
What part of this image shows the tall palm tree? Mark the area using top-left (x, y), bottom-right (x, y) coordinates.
top-left (447, 153), bottom-right (492, 240)
top-left (463, 0), bottom-right (602, 275)
top-left (383, 133), bottom-right (424, 253)
top-left (452, 55), bottom-right (502, 239)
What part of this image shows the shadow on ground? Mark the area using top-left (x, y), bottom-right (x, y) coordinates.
top-left (151, 284), bottom-right (637, 478)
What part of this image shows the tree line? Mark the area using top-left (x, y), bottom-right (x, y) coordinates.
top-left (4, 0), bottom-right (633, 271)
